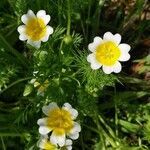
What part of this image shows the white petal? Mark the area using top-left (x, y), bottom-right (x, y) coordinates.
top-left (19, 34), bottom-right (27, 41)
top-left (63, 107), bottom-right (78, 120)
top-left (41, 26), bottom-right (53, 42)
top-left (37, 10), bottom-right (51, 25)
top-left (118, 44), bottom-right (131, 61)
top-left (103, 32), bottom-right (113, 41)
top-left (113, 33), bottom-right (121, 45)
top-left (65, 139), bottom-right (73, 146)
top-left (46, 26), bottom-right (54, 35)
top-left (27, 39), bottom-right (41, 48)
top-left (63, 103), bottom-right (72, 109)
top-left (103, 32), bottom-right (121, 45)
top-left (37, 10), bottom-right (46, 17)
top-left (70, 109), bottom-right (78, 120)
top-left (67, 122), bottom-right (81, 140)
top-left (37, 118), bottom-right (47, 126)
top-left (21, 15), bottom-right (28, 24)
top-left (69, 122), bottom-right (81, 134)
top-left (42, 15), bottom-right (51, 25)
top-left (21, 10), bottom-right (36, 24)
top-left (67, 146), bottom-right (72, 150)
top-left (87, 54), bottom-right (102, 70)
top-left (69, 132), bottom-right (79, 140)
top-left (50, 132), bottom-right (65, 147)
top-left (119, 43), bottom-right (131, 52)
top-left (42, 102), bottom-right (59, 116)
top-left (112, 61), bottom-right (122, 73)
top-left (41, 35), bottom-right (49, 42)
top-left (87, 53), bottom-right (94, 63)
top-left (37, 138), bottom-right (46, 149)
top-left (17, 25), bottom-right (26, 34)
top-left (91, 62), bottom-right (101, 70)
top-left (39, 126), bottom-right (51, 135)
top-left (88, 36), bottom-right (102, 52)
top-left (102, 66), bottom-right (113, 74)
top-left (30, 79), bottom-right (36, 84)
top-left (63, 103), bottom-right (78, 120)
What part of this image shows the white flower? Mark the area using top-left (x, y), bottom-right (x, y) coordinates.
top-left (37, 136), bottom-right (73, 150)
top-left (37, 102), bottom-right (81, 147)
top-left (30, 79), bottom-right (49, 96)
top-left (37, 136), bottom-right (58, 150)
top-left (87, 32), bottom-right (131, 74)
top-left (64, 139), bottom-right (73, 150)
top-left (17, 10), bottom-right (53, 48)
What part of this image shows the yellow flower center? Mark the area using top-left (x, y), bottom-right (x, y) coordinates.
top-left (95, 41), bottom-right (121, 66)
top-left (43, 140), bottom-right (57, 150)
top-left (47, 108), bottom-right (73, 136)
top-left (25, 18), bottom-right (46, 41)
top-left (36, 80), bottom-right (49, 93)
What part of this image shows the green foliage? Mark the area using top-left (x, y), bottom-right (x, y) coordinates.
top-left (76, 51), bottom-right (117, 94)
top-left (0, 0), bottom-right (149, 149)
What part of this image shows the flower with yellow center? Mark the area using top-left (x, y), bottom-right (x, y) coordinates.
top-left (38, 137), bottom-right (58, 150)
top-left (37, 136), bottom-right (73, 150)
top-left (87, 32), bottom-right (131, 74)
top-left (17, 10), bottom-right (53, 48)
top-left (37, 102), bottom-right (81, 147)
top-left (30, 79), bottom-right (49, 96)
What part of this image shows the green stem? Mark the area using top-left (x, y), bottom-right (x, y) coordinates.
top-left (0, 77), bottom-right (32, 95)
top-left (80, 132), bottom-right (85, 150)
top-left (0, 33), bottom-right (29, 69)
top-left (98, 115), bottom-right (116, 139)
top-left (114, 87), bottom-right (118, 136)
top-left (95, 116), bottom-right (117, 148)
top-left (83, 122), bottom-right (117, 148)
top-left (58, 0), bottom-right (62, 24)
top-left (1, 137), bottom-right (6, 150)
top-left (82, 124), bottom-right (99, 134)
top-left (66, 0), bottom-right (71, 35)
top-left (86, 0), bottom-right (91, 43)
top-left (0, 133), bottom-right (22, 137)
top-left (59, 40), bottom-right (64, 60)
top-left (100, 128), bottom-right (117, 148)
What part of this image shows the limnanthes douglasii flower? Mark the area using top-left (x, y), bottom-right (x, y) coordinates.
top-left (37, 102), bottom-right (81, 147)
top-left (17, 10), bottom-right (53, 48)
top-left (87, 32), bottom-right (131, 74)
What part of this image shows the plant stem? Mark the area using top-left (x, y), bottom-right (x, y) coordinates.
top-left (80, 131), bottom-right (85, 150)
top-left (0, 133), bottom-right (22, 137)
top-left (66, 0), bottom-right (71, 35)
top-left (58, 0), bottom-right (62, 24)
top-left (59, 40), bottom-right (64, 60)
top-left (98, 115), bottom-right (116, 139)
top-left (96, 119), bottom-right (117, 148)
top-left (83, 121), bottom-right (117, 148)
top-left (1, 137), bottom-right (6, 150)
top-left (0, 33), bottom-right (29, 69)
top-left (0, 77), bottom-right (32, 95)
top-left (82, 124), bottom-right (99, 134)
top-left (114, 87), bottom-right (119, 136)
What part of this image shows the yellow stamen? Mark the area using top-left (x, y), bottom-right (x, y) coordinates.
top-left (25, 18), bottom-right (46, 41)
top-left (43, 140), bottom-right (57, 150)
top-left (37, 80), bottom-right (49, 93)
top-left (47, 108), bottom-right (73, 136)
top-left (95, 41), bottom-right (121, 66)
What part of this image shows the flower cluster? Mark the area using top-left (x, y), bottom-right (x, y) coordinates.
top-left (37, 102), bottom-right (81, 150)
top-left (18, 10), bottom-right (131, 149)
top-left (18, 10), bottom-right (131, 75)
top-left (38, 136), bottom-right (72, 150)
